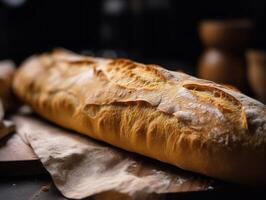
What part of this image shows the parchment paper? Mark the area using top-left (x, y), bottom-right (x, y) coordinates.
top-left (13, 114), bottom-right (215, 200)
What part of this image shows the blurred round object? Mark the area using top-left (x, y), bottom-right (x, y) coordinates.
top-left (199, 19), bottom-right (254, 50)
top-left (0, 60), bottom-right (15, 98)
top-left (0, 60), bottom-right (17, 113)
top-left (198, 49), bottom-right (246, 90)
top-left (246, 50), bottom-right (266, 103)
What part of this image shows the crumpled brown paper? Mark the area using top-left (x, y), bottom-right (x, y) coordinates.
top-left (13, 114), bottom-right (216, 200)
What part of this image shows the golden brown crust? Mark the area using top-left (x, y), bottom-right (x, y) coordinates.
top-left (13, 49), bottom-right (266, 186)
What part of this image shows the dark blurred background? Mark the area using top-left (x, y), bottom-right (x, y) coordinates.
top-left (0, 0), bottom-right (265, 70)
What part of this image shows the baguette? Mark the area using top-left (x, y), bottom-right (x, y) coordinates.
top-left (13, 49), bottom-right (266, 186)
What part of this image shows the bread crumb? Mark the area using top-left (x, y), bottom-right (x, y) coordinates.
top-left (41, 185), bottom-right (49, 192)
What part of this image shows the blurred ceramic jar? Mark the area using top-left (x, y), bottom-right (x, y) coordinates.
top-left (198, 19), bottom-right (254, 91)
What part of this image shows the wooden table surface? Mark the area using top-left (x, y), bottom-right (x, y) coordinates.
top-left (0, 132), bottom-right (46, 176)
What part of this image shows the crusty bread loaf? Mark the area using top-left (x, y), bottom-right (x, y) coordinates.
top-left (13, 49), bottom-right (266, 186)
